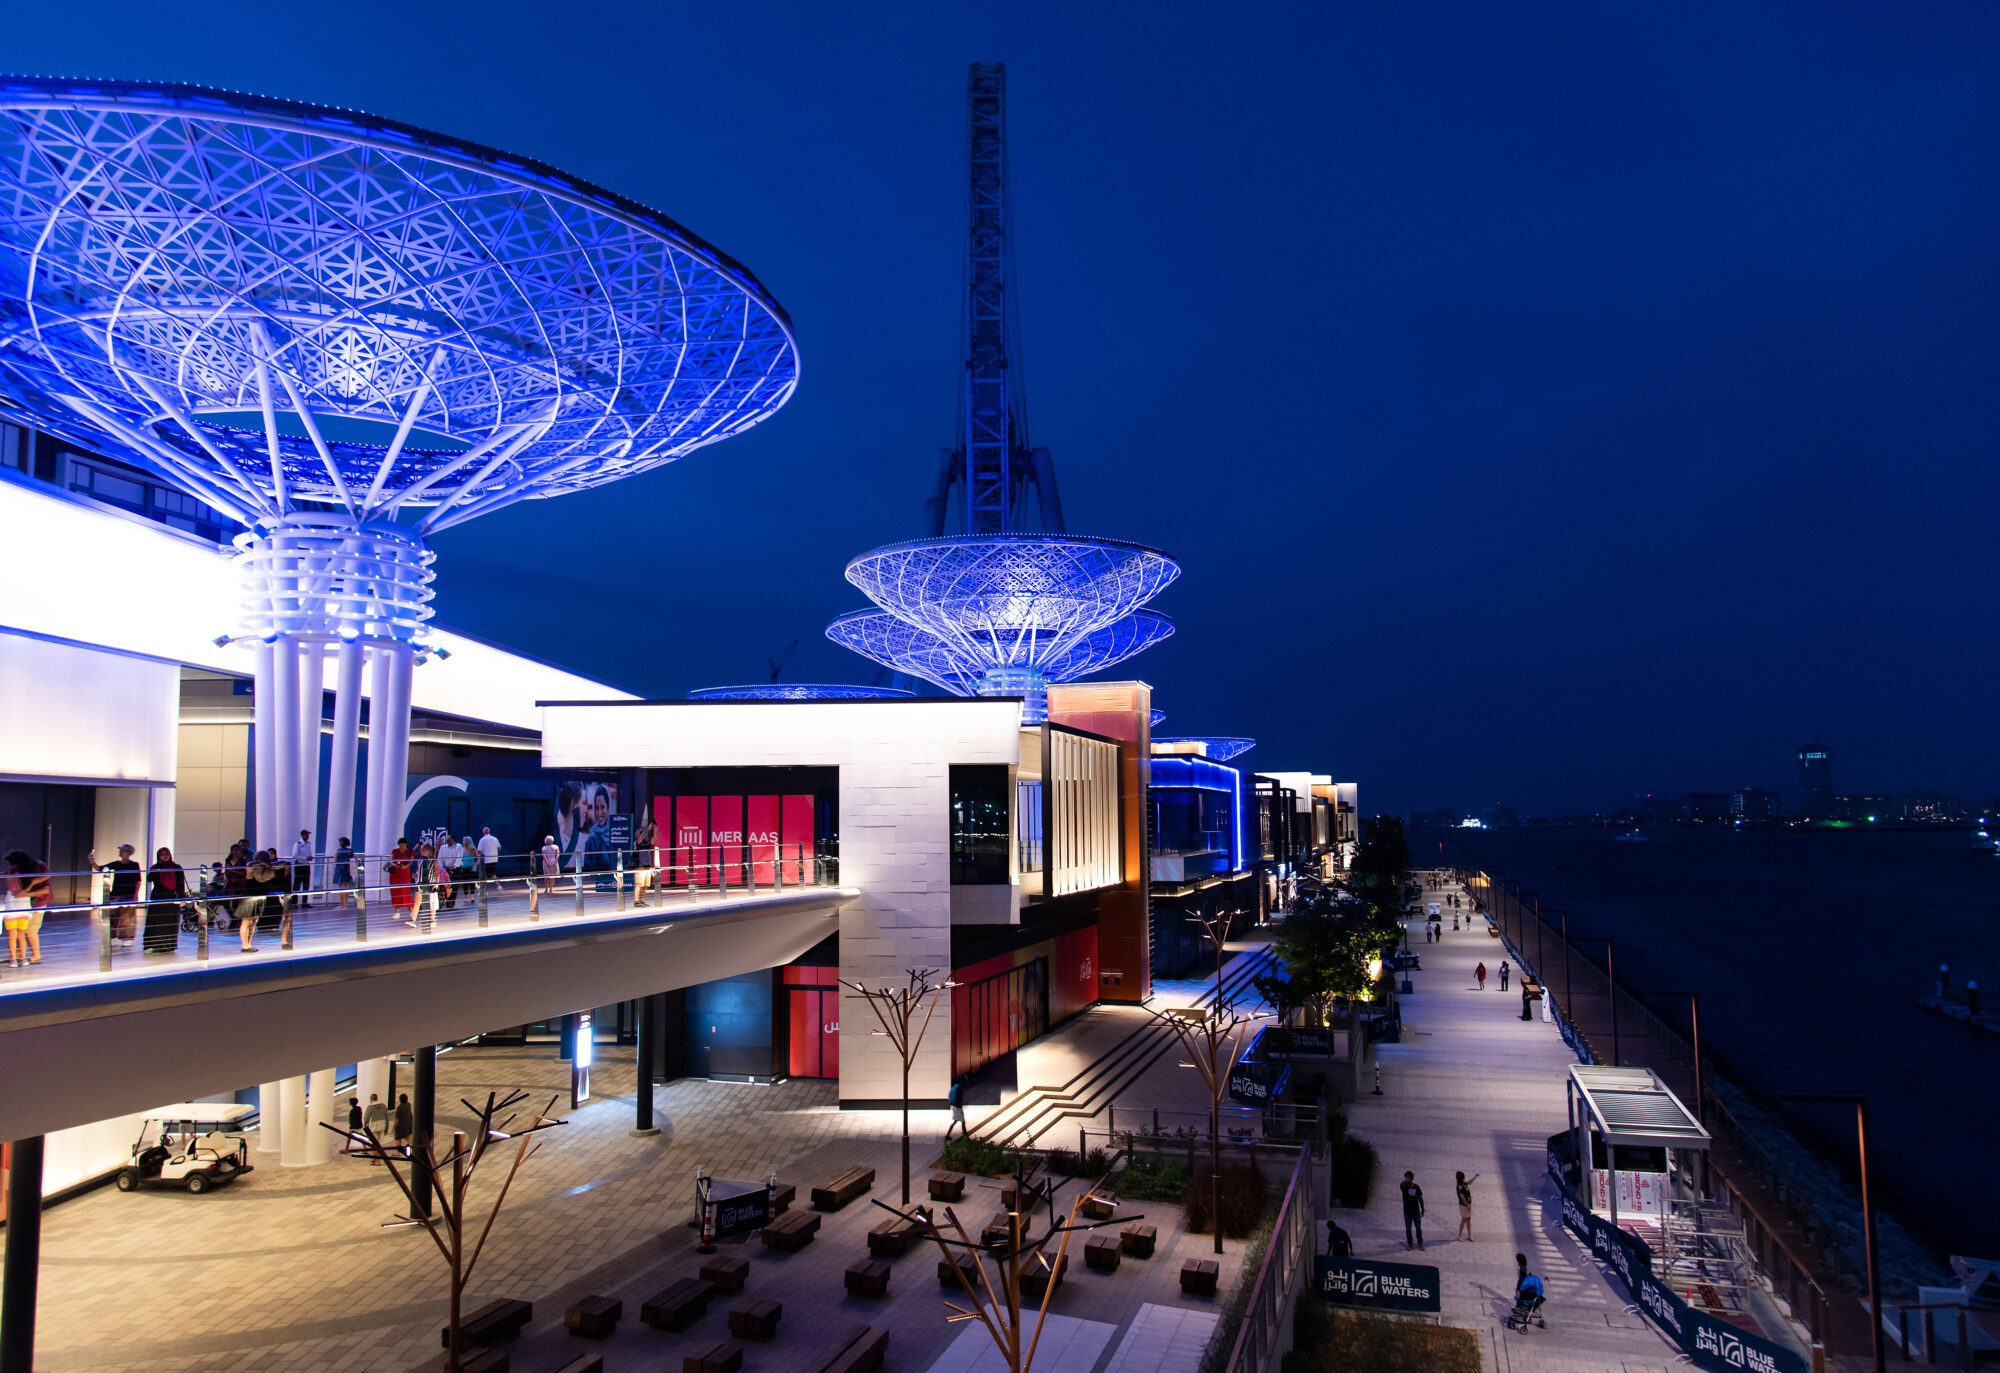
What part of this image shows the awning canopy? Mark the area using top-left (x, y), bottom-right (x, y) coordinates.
top-left (1569, 1065), bottom-right (1711, 1151)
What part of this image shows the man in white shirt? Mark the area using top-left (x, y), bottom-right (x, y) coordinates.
top-left (291, 830), bottom-right (315, 906)
top-left (436, 837), bottom-right (465, 909)
top-left (476, 828), bottom-right (501, 883)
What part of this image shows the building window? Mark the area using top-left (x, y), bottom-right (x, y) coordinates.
top-left (1017, 779), bottom-right (1043, 874)
top-left (949, 764), bottom-right (1010, 885)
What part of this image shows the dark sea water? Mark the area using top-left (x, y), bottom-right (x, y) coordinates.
top-left (1437, 826), bottom-right (2000, 1260)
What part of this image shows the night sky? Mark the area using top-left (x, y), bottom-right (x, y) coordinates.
top-left (16, 3), bottom-right (1999, 817)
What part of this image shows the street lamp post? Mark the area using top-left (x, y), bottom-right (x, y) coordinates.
top-left (1577, 936), bottom-right (1618, 1066)
top-left (1782, 1093), bottom-right (1883, 1373)
top-left (842, 969), bottom-right (955, 1205)
top-left (1532, 896), bottom-right (1543, 982)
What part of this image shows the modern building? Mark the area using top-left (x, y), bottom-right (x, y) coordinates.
top-left (1798, 743), bottom-right (1833, 817)
top-left (1680, 792), bottom-right (1732, 822)
top-left (1730, 788), bottom-right (1781, 819)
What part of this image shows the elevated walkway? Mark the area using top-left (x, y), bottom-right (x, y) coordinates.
top-left (0, 882), bottom-right (856, 1142)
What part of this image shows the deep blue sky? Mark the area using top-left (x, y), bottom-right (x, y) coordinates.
top-left (18, 3), bottom-right (2000, 817)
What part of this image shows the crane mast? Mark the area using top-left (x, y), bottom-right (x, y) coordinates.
top-left (925, 62), bottom-right (1064, 537)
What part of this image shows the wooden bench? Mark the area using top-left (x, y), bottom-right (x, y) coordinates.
top-left (549, 1356), bottom-right (603, 1373)
top-left (813, 1325), bottom-right (889, 1373)
top-left (1001, 1174), bottom-right (1047, 1210)
top-left (1084, 1233), bottom-right (1121, 1272)
top-left (938, 1253), bottom-right (982, 1289)
top-left (641, 1276), bottom-right (715, 1332)
top-left (1021, 1253), bottom-right (1067, 1300)
top-left (1121, 1223), bottom-right (1158, 1258)
top-left (928, 1171), bottom-right (966, 1201)
top-left (1181, 1258), bottom-right (1219, 1296)
top-left (1081, 1194), bottom-right (1117, 1220)
top-left (445, 1298), bottom-right (532, 1347)
top-left (867, 1214), bottom-right (923, 1258)
top-left (565, 1295), bottom-right (621, 1338)
top-left (698, 1255), bottom-right (749, 1292)
top-left (761, 1209), bottom-right (820, 1252)
top-left (844, 1257), bottom-right (891, 1298)
top-left (682, 1340), bottom-right (741, 1373)
top-left (812, 1166), bottom-right (875, 1211)
top-left (981, 1210), bottom-right (1016, 1250)
top-left (771, 1182), bottom-right (797, 1213)
top-left (729, 1297), bottom-right (783, 1340)
top-left (434, 1349), bottom-right (507, 1373)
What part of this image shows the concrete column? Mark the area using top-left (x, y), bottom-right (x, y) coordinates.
top-left (1, 1136), bottom-right (45, 1373)
top-left (633, 995), bottom-right (660, 1137)
top-left (271, 639), bottom-right (300, 854)
top-left (356, 1057), bottom-right (391, 1126)
top-left (256, 1080), bottom-right (285, 1156)
top-left (325, 639), bottom-right (365, 863)
top-left (383, 646), bottom-right (415, 842)
top-left (253, 639), bottom-right (276, 852)
top-left (306, 1067), bottom-right (337, 1165)
top-left (279, 1076), bottom-right (310, 1167)
top-left (146, 785), bottom-right (176, 865)
top-left (412, 1044), bottom-right (436, 1216)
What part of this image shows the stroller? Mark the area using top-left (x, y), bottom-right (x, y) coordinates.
top-left (1505, 1274), bottom-right (1547, 1331)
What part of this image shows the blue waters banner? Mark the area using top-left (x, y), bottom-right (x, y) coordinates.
top-left (1310, 1256), bottom-right (1441, 1313)
top-left (1547, 1139), bottom-right (1805, 1373)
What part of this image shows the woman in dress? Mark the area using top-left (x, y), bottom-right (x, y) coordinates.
top-left (145, 847), bottom-right (185, 954)
top-left (388, 839), bottom-right (415, 920)
top-left (413, 842), bottom-right (438, 932)
top-left (1456, 1171), bottom-right (1479, 1240)
top-left (530, 834), bottom-right (560, 914)
top-left (239, 855), bottom-right (283, 951)
top-left (2, 856), bottom-right (28, 968)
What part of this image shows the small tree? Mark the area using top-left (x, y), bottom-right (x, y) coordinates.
top-left (328, 1091), bottom-right (564, 1373)
top-left (842, 968), bottom-right (953, 1204)
top-left (1150, 991), bottom-right (1268, 1254)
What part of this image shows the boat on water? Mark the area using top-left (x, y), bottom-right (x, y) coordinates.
top-left (1973, 829), bottom-right (1998, 852)
top-left (1614, 829), bottom-right (1650, 842)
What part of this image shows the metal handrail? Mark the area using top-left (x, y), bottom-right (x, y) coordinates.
top-left (1221, 1140), bottom-right (1315, 1373)
top-left (1894, 1300), bottom-right (1979, 1367)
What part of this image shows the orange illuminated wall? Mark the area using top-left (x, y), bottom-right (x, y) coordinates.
top-left (1047, 680), bottom-right (1152, 1003)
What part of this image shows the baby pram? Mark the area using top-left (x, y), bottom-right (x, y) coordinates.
top-left (1505, 1275), bottom-right (1547, 1330)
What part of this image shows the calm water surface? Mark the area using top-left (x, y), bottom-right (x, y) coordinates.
top-left (1438, 826), bottom-right (2000, 1258)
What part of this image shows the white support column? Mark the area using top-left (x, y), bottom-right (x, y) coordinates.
top-left (356, 1057), bottom-right (391, 1126)
top-left (256, 1079), bottom-right (285, 1157)
top-left (298, 642), bottom-right (325, 872)
top-left (384, 646), bottom-right (415, 841)
top-left (279, 1076), bottom-right (311, 1167)
top-left (271, 639), bottom-right (300, 855)
top-left (252, 640), bottom-right (276, 852)
top-left (362, 644), bottom-right (393, 891)
top-left (306, 1067), bottom-right (337, 1165)
top-left (325, 639), bottom-right (364, 859)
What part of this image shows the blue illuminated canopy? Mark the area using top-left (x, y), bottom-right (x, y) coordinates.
top-left (0, 75), bottom-right (799, 532)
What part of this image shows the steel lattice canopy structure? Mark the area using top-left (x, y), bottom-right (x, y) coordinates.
top-left (826, 605), bottom-right (1174, 709)
top-left (686, 684), bottom-right (913, 701)
top-left (1151, 708), bottom-right (1166, 728)
top-left (0, 75), bottom-right (799, 538)
top-left (1153, 735), bottom-right (1255, 762)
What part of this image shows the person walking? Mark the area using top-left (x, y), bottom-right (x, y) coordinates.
top-left (1399, 1171), bottom-right (1426, 1250)
top-left (2, 859), bottom-right (28, 968)
top-left (144, 847), bottom-right (185, 954)
top-left (1475, 961), bottom-right (1487, 990)
top-left (11, 852), bottom-right (49, 965)
top-left (333, 837), bottom-right (359, 909)
top-left (1516, 1251), bottom-right (1530, 1289)
top-left (92, 844), bottom-right (144, 946)
top-left (413, 842), bottom-right (440, 932)
top-left (343, 1097), bottom-right (363, 1154)
top-left (238, 854), bottom-right (280, 950)
top-left (1499, 960), bottom-right (1510, 991)
top-left (476, 827), bottom-right (501, 884)
top-left (944, 1078), bottom-right (967, 1142)
top-left (388, 839), bottom-right (415, 921)
top-left (1456, 1170), bottom-right (1479, 1240)
top-left (630, 818), bottom-right (658, 907)
top-left (530, 834), bottom-right (559, 914)
top-left (435, 836), bottom-right (463, 910)
top-left (392, 1093), bottom-right (415, 1154)
top-left (363, 1093), bottom-right (390, 1163)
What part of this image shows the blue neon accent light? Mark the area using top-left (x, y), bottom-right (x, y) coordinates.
top-left (0, 76), bottom-right (798, 532)
top-left (1153, 736), bottom-right (1255, 762)
top-left (687, 684), bottom-right (913, 701)
top-left (1150, 755), bottom-right (1245, 874)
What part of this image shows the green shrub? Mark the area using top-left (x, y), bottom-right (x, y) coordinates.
top-left (1084, 1146), bottom-right (1110, 1179)
top-left (1330, 1134), bottom-right (1377, 1209)
top-left (1182, 1162), bottom-right (1268, 1238)
top-left (1044, 1146), bottom-right (1078, 1177)
top-left (940, 1135), bottom-right (1009, 1176)
top-left (1115, 1156), bottom-right (1190, 1202)
top-left (1284, 1299), bottom-right (1478, 1373)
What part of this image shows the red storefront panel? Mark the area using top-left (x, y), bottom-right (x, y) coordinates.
top-left (784, 967), bottom-right (840, 1079)
top-left (748, 795), bottom-right (780, 883)
top-left (780, 794), bottom-right (813, 883)
top-left (710, 795), bottom-right (744, 879)
top-left (672, 796), bottom-right (707, 885)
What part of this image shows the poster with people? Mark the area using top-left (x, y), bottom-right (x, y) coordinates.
top-left (555, 780), bottom-right (620, 874)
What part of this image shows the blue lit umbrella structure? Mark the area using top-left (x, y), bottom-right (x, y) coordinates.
top-left (0, 76), bottom-right (796, 861)
top-left (1151, 708), bottom-right (1167, 728)
top-left (1153, 736), bottom-right (1255, 762)
top-left (688, 684), bottom-right (913, 701)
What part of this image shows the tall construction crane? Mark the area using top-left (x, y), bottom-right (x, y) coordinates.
top-left (923, 62), bottom-right (1066, 537)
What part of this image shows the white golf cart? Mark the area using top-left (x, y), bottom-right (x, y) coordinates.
top-left (116, 1102), bottom-right (256, 1195)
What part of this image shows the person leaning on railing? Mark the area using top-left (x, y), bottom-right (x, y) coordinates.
top-left (631, 819), bottom-right (659, 907)
top-left (239, 853), bottom-right (287, 952)
top-left (89, 844), bottom-right (145, 947)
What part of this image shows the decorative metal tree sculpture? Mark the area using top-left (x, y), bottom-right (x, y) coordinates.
top-left (842, 968), bottom-right (954, 1203)
top-left (1153, 917), bottom-right (1267, 1255)
top-left (826, 538), bottom-right (1178, 723)
top-left (0, 76), bottom-right (797, 874)
top-left (879, 1164), bottom-right (1137, 1373)
top-left (325, 1090), bottom-right (564, 1373)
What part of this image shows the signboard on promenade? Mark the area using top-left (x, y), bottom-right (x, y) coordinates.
top-left (1311, 1256), bottom-right (1440, 1312)
top-left (1547, 1137), bottom-right (1805, 1373)
top-left (698, 1176), bottom-right (771, 1241)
